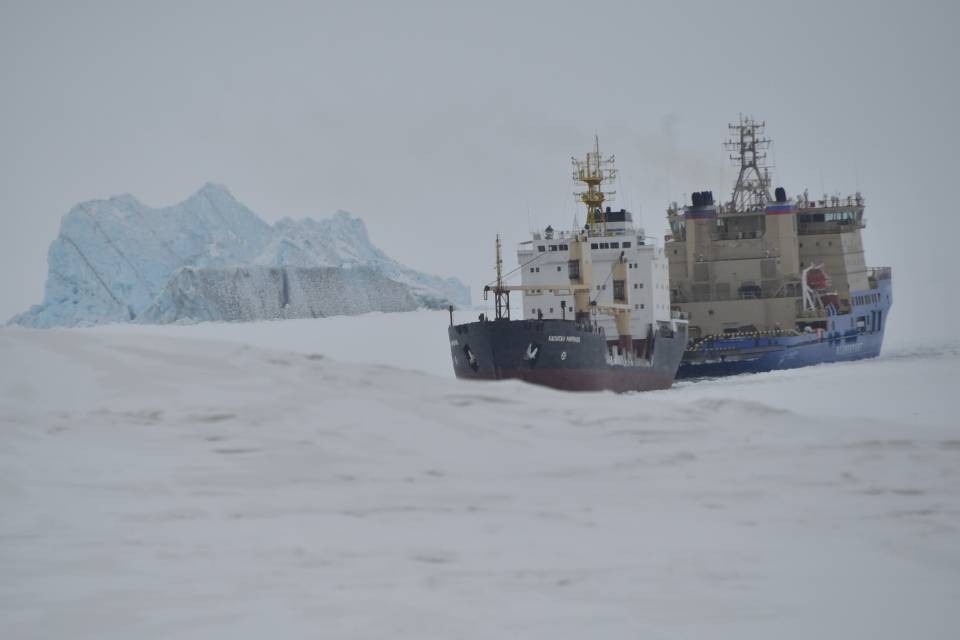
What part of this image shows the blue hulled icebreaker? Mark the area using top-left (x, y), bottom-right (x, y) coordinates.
top-left (665, 116), bottom-right (892, 378)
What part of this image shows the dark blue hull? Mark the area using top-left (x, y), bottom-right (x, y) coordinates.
top-left (677, 329), bottom-right (885, 378)
top-left (449, 318), bottom-right (688, 392)
top-left (678, 276), bottom-right (892, 379)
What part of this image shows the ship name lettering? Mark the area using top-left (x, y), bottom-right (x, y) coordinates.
top-left (548, 335), bottom-right (581, 343)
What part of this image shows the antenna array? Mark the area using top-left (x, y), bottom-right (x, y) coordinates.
top-left (572, 136), bottom-right (617, 234)
top-left (724, 115), bottom-right (773, 211)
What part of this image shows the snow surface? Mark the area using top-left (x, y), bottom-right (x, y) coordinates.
top-left (2, 316), bottom-right (959, 638)
top-left (10, 185), bottom-right (469, 327)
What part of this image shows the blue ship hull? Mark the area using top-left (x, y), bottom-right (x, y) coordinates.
top-left (677, 276), bottom-right (892, 379)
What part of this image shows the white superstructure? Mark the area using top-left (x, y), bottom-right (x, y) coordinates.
top-left (517, 209), bottom-right (674, 339)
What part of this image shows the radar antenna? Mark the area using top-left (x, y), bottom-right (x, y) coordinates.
top-left (724, 115), bottom-right (772, 211)
top-left (572, 136), bottom-right (616, 235)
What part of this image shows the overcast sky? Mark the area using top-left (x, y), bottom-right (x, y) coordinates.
top-left (2, 0), bottom-right (957, 337)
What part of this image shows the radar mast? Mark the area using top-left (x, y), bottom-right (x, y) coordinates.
top-left (572, 136), bottom-right (617, 235)
top-left (724, 115), bottom-right (772, 211)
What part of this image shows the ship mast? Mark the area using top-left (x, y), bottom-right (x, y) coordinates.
top-left (572, 136), bottom-right (617, 235)
top-left (493, 233), bottom-right (510, 320)
top-left (724, 114), bottom-right (772, 211)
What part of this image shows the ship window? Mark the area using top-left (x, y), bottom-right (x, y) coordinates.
top-left (538, 245), bottom-right (546, 252)
top-left (613, 280), bottom-right (625, 301)
top-left (600, 243), bottom-right (610, 249)
top-left (799, 242), bottom-right (803, 247)
top-left (530, 267), bottom-right (535, 273)
top-left (639, 283), bottom-right (644, 288)
top-left (596, 285), bottom-right (601, 290)
top-left (635, 304), bottom-right (639, 309)
top-left (601, 284), bottom-right (606, 290)
top-left (623, 242), bottom-right (631, 248)
top-left (610, 242), bottom-right (620, 249)
top-left (549, 245), bottom-right (558, 251)
top-left (550, 308), bottom-right (554, 313)
top-left (673, 249), bottom-right (678, 254)
top-left (640, 304), bottom-right (645, 309)
top-left (591, 243), bottom-right (599, 249)
top-left (535, 267), bottom-right (540, 272)
top-left (556, 266), bottom-right (562, 271)
top-left (634, 283), bottom-right (638, 289)
top-left (708, 309), bottom-right (714, 315)
top-left (559, 244), bottom-right (568, 250)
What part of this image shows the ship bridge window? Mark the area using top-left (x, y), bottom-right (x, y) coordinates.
top-left (610, 242), bottom-right (620, 249)
top-left (559, 244), bottom-right (568, 250)
top-left (537, 245), bottom-right (546, 252)
top-left (623, 241), bottom-right (631, 248)
top-left (600, 242), bottom-right (610, 249)
top-left (591, 243), bottom-right (599, 249)
top-left (549, 245), bottom-right (558, 251)
top-left (556, 266), bottom-right (562, 271)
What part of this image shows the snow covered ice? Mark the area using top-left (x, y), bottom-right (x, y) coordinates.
top-left (1, 313), bottom-right (958, 638)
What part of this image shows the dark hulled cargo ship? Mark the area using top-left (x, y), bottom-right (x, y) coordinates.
top-left (448, 140), bottom-right (688, 392)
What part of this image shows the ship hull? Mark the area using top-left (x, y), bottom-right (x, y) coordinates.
top-left (449, 318), bottom-right (687, 392)
top-left (677, 328), bottom-right (885, 378)
top-left (677, 279), bottom-right (892, 379)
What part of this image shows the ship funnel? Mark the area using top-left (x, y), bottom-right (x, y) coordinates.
top-left (691, 191), bottom-right (714, 207)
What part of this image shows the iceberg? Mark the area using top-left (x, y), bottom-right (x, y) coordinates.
top-left (11, 184), bottom-right (469, 327)
top-left (138, 266), bottom-right (418, 323)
